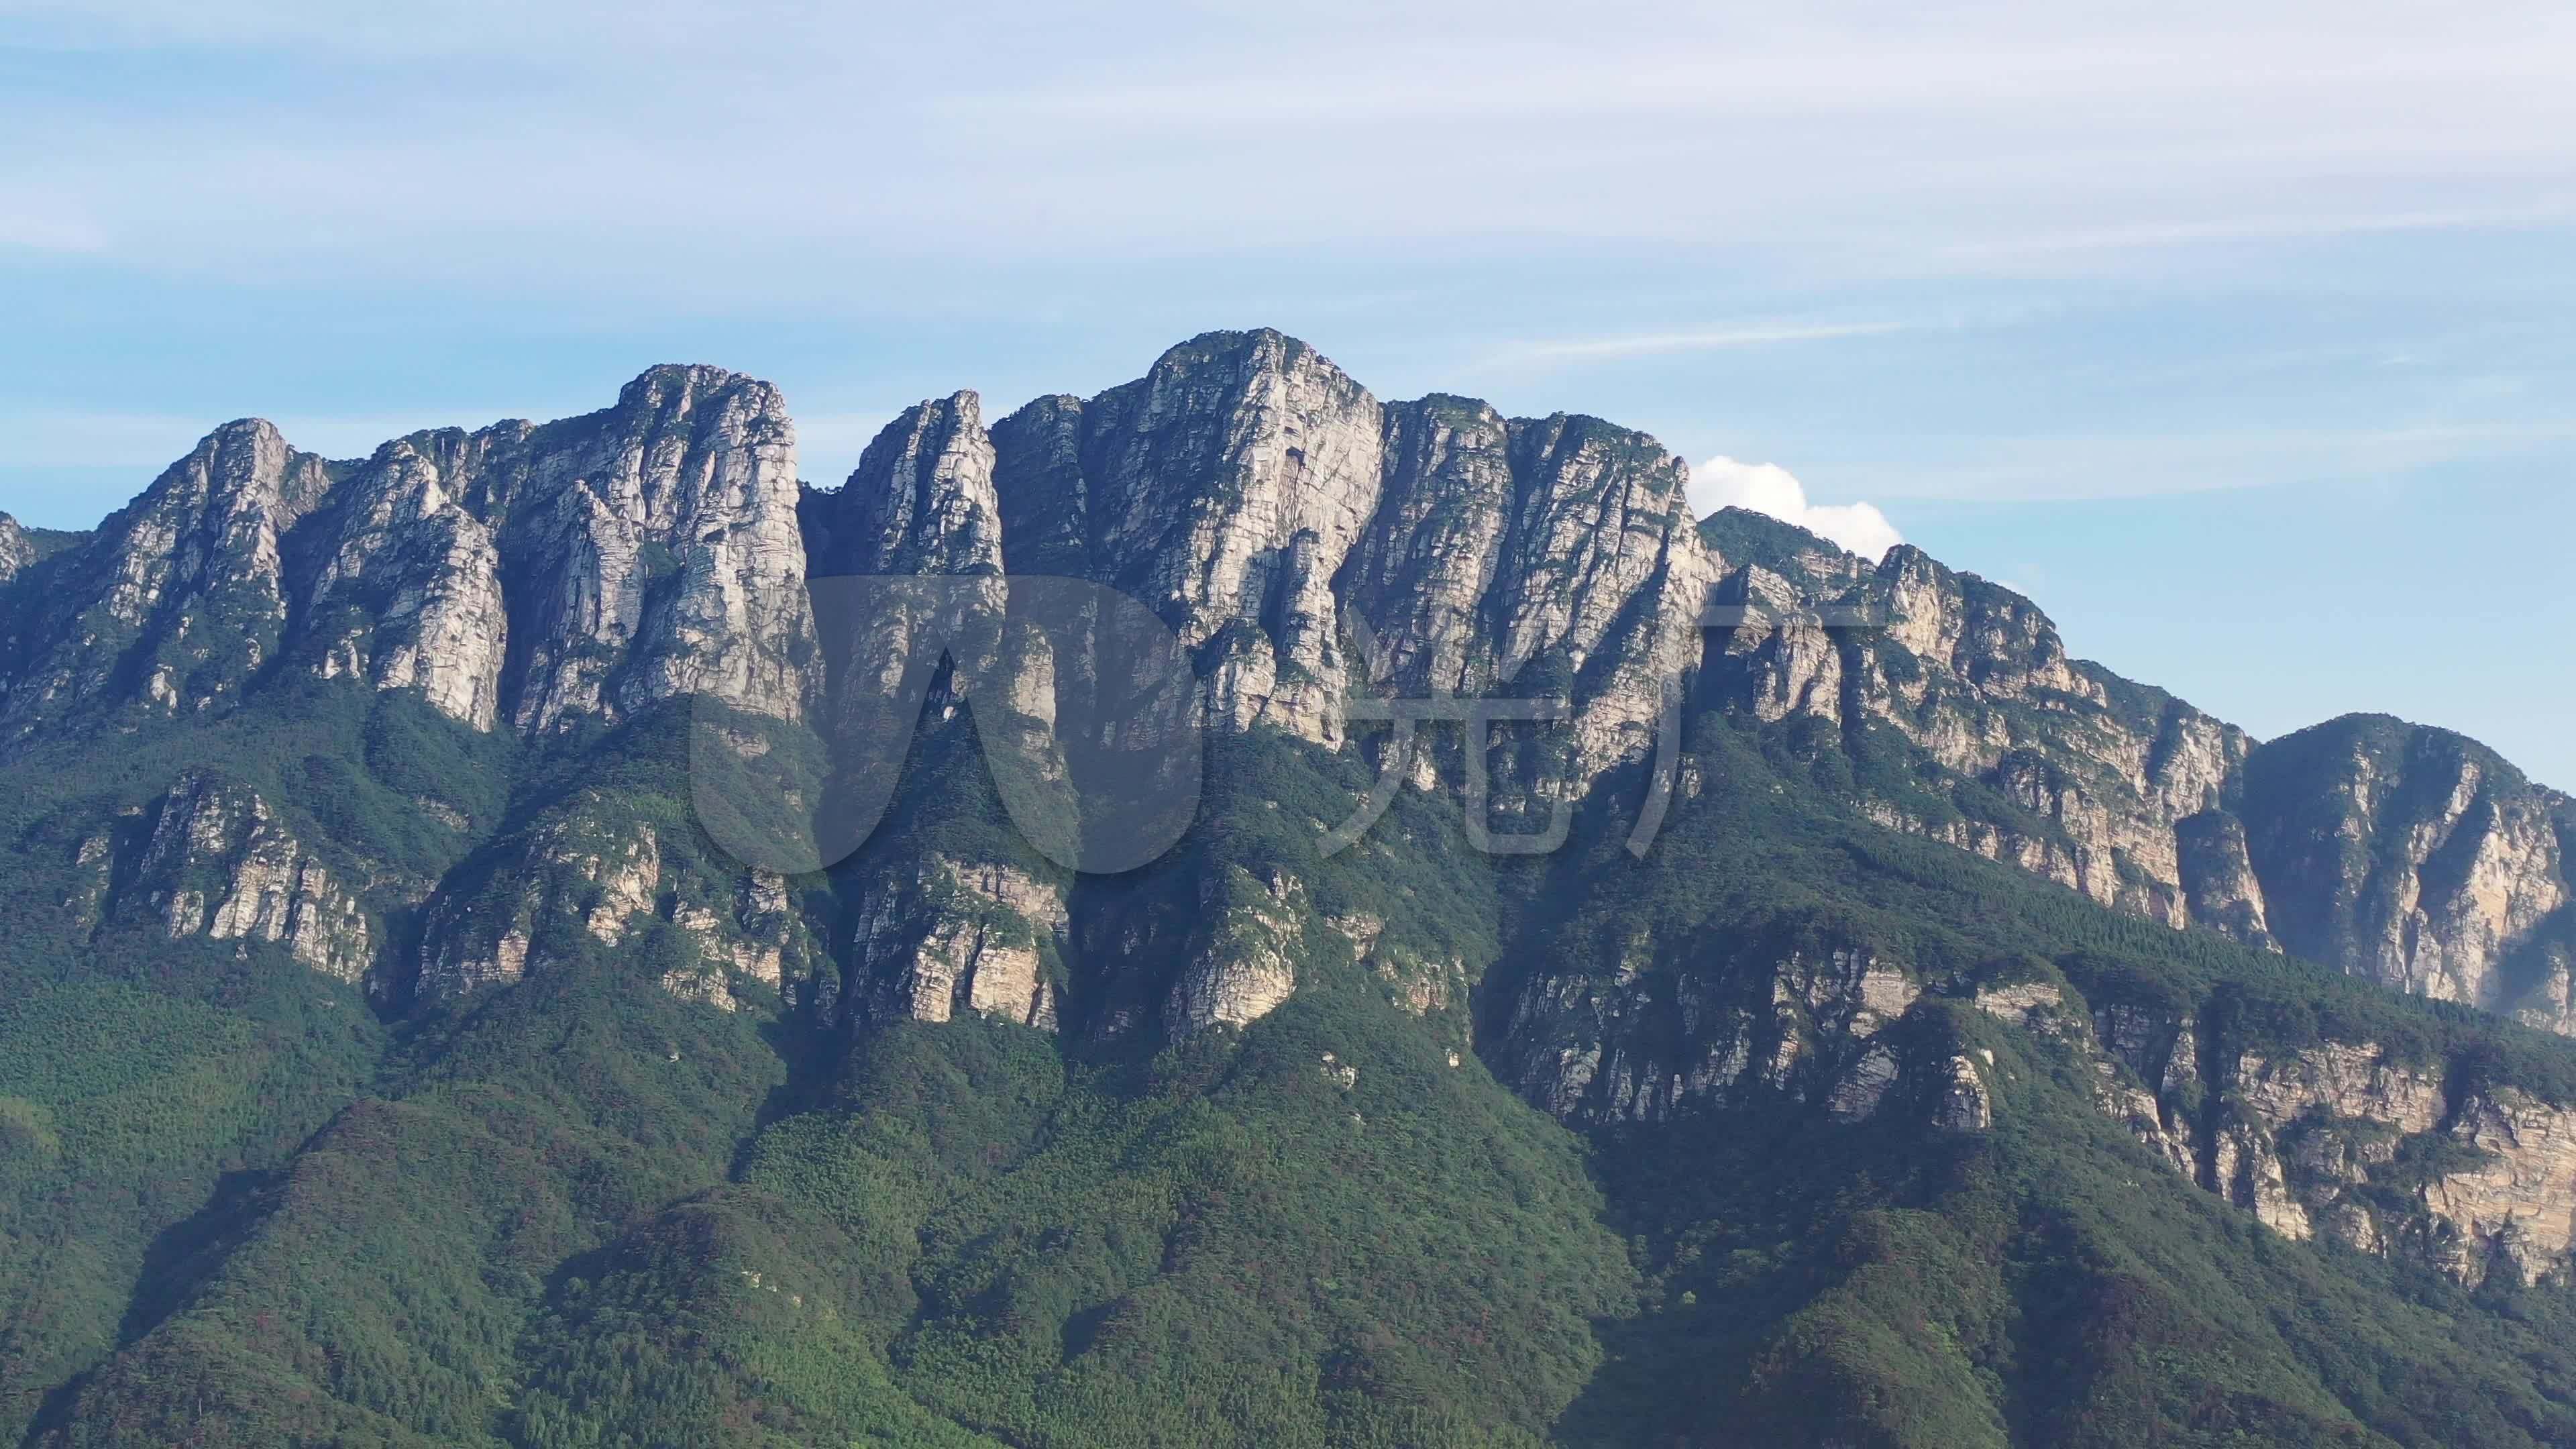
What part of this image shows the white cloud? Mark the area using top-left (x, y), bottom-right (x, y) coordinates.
top-left (1695, 455), bottom-right (1905, 561)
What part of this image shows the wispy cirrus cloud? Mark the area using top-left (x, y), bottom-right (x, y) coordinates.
top-left (5, 2), bottom-right (2574, 292)
top-left (1469, 321), bottom-right (1915, 371)
top-left (1810, 421), bottom-right (2576, 504)
top-left (0, 409), bottom-right (535, 468)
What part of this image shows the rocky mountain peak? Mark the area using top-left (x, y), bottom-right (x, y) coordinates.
top-left (1149, 325), bottom-right (1332, 380)
top-left (0, 512), bottom-right (32, 582)
top-left (0, 417), bottom-right (339, 742)
top-left (2243, 712), bottom-right (2575, 1022)
top-left (804, 390), bottom-right (1001, 578)
top-left (612, 360), bottom-right (780, 419)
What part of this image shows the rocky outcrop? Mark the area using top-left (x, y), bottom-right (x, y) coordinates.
top-left (1702, 516), bottom-right (2576, 1032)
top-left (2198, 1038), bottom-right (2576, 1286)
top-left (418, 818), bottom-right (657, 996)
top-left (981, 331), bottom-right (1719, 781)
top-left (2243, 716), bottom-right (2575, 1026)
top-left (296, 439), bottom-right (511, 731)
top-left (1163, 866), bottom-right (1309, 1037)
top-left (415, 809), bottom-right (812, 1009)
top-left (437, 364), bottom-right (818, 733)
top-left (991, 331), bottom-right (1384, 746)
top-left (1495, 889), bottom-right (2576, 1288)
top-left (1342, 396), bottom-right (1518, 698)
top-left (19, 329), bottom-right (2571, 1050)
top-left (3, 421), bottom-right (335, 741)
top-left (799, 392), bottom-right (1019, 765)
top-left (2177, 811), bottom-right (2277, 950)
top-left (0, 513), bottom-right (33, 583)
top-left (848, 855), bottom-right (1065, 1030)
top-left (1, 366), bottom-right (818, 749)
top-left (1501, 926), bottom-right (1941, 1127)
top-left (663, 869), bottom-right (810, 1010)
top-left (2044, 1000), bottom-right (2576, 1288)
top-left (2088, 1003), bottom-right (2201, 1174)
top-left (804, 392), bottom-right (1003, 580)
top-left (129, 772), bottom-right (373, 981)
top-left (2422, 1087), bottom-right (2576, 1285)
top-left (1325, 911), bottom-right (1468, 1018)
top-left (1707, 527), bottom-right (2261, 935)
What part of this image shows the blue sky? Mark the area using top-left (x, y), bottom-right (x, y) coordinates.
top-left (3, 1), bottom-right (2572, 785)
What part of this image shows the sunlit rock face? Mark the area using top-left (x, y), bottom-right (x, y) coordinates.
top-left (2242, 716), bottom-right (2575, 1027)
top-left (132, 771), bottom-right (373, 982)
top-left (13, 329), bottom-right (2568, 1049)
top-left (1699, 513), bottom-right (2574, 1030)
top-left (3, 419), bottom-right (336, 741)
top-left (0, 514), bottom-right (35, 584)
top-left (2, 366), bottom-right (818, 747)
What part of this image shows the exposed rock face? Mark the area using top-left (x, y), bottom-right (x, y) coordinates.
top-left (0, 513), bottom-right (33, 583)
top-left (1, 366), bottom-right (817, 749)
top-left (1326, 911), bottom-right (1466, 1018)
top-left (2192, 1036), bottom-right (2576, 1287)
top-left (415, 808), bottom-right (814, 1010)
top-left (2243, 716), bottom-right (2575, 1026)
top-left (3, 421), bottom-right (335, 741)
top-left (1935, 1055), bottom-right (1996, 1132)
top-left (2177, 811), bottom-right (2277, 950)
top-left (297, 439), bottom-right (511, 731)
top-left (2211, 1044), bottom-right (2447, 1242)
top-left (2053, 1002), bottom-right (2576, 1287)
top-left (1342, 396), bottom-right (1518, 697)
top-left (2424, 1088), bottom-right (2576, 1285)
top-left (1501, 927), bottom-right (1940, 1128)
top-left (1703, 513), bottom-right (2575, 1030)
top-left (17, 328), bottom-right (2571, 1051)
top-left (2087, 1003), bottom-right (2201, 1173)
top-left (449, 365), bottom-right (818, 733)
top-left (129, 772), bottom-right (372, 981)
top-left (991, 331), bottom-right (1385, 745)
top-left (805, 392), bottom-right (1003, 580)
top-left (1462, 413), bottom-right (1713, 771)
top-left (665, 870), bottom-right (805, 1008)
top-left (849, 856), bottom-right (1064, 1030)
top-left (1493, 881), bottom-right (2576, 1289)
top-left (1707, 525), bottom-right (2261, 936)
top-left (418, 817), bottom-right (659, 996)
top-left (981, 331), bottom-right (1719, 783)
top-left (800, 392), bottom-right (1017, 756)
top-left (1163, 866), bottom-right (1309, 1037)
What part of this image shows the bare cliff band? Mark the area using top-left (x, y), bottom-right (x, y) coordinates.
top-left (691, 573), bottom-right (1885, 875)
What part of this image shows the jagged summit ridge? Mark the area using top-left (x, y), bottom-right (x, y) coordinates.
top-left (1, 364), bottom-right (816, 743)
top-left (1705, 509), bottom-right (2575, 1028)
top-left (3, 329), bottom-right (2569, 1031)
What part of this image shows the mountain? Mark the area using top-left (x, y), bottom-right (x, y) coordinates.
top-left (1699, 504), bottom-right (2576, 1028)
top-left (5, 329), bottom-right (2576, 1447)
